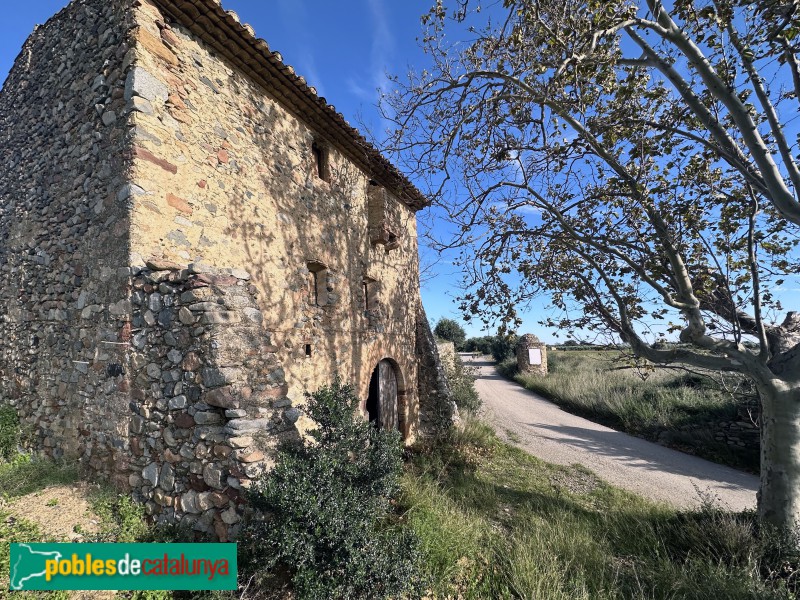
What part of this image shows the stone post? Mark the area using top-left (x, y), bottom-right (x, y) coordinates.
top-left (516, 334), bottom-right (548, 376)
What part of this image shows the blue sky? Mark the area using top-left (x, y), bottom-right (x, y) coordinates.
top-left (0, 1), bottom-right (580, 343)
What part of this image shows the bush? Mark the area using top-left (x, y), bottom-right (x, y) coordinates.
top-left (490, 334), bottom-right (518, 362)
top-left (463, 334), bottom-right (519, 362)
top-left (445, 354), bottom-right (481, 414)
top-left (463, 336), bottom-right (495, 356)
top-left (242, 380), bottom-right (423, 600)
top-left (0, 405), bottom-right (20, 460)
top-left (496, 357), bottom-right (518, 379)
top-left (434, 318), bottom-right (467, 350)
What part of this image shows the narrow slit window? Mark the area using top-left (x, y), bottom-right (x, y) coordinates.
top-left (312, 141), bottom-right (330, 182)
top-left (363, 277), bottom-right (378, 312)
top-left (308, 270), bottom-right (318, 305)
top-left (305, 344), bottom-right (312, 357)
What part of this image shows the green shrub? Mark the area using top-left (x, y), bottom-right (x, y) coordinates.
top-left (490, 333), bottom-right (518, 362)
top-left (463, 335), bottom-right (495, 355)
top-left (242, 379), bottom-right (423, 600)
top-left (434, 318), bottom-right (467, 350)
top-left (0, 454), bottom-right (77, 499)
top-left (445, 354), bottom-right (481, 414)
top-left (464, 334), bottom-right (520, 361)
top-left (496, 357), bottom-right (518, 378)
top-left (0, 405), bottom-right (20, 460)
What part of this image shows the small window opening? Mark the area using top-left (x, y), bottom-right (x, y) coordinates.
top-left (308, 270), bottom-right (318, 305)
top-left (312, 141), bottom-right (330, 182)
top-left (307, 261), bottom-right (328, 306)
top-left (363, 277), bottom-right (378, 311)
top-left (385, 232), bottom-right (400, 251)
top-left (305, 344), bottom-right (312, 357)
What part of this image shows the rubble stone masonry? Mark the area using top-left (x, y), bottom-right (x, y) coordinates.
top-left (0, 0), bottom-right (135, 483)
top-left (0, 0), bottom-right (453, 539)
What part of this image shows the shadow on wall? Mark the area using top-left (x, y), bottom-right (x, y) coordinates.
top-left (134, 19), bottom-right (422, 434)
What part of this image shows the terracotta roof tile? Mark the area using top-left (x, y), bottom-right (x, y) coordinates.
top-left (154, 0), bottom-right (429, 211)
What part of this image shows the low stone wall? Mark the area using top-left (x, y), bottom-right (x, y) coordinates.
top-left (126, 261), bottom-right (298, 540)
top-left (658, 404), bottom-right (760, 460)
top-left (713, 406), bottom-right (761, 449)
top-left (436, 341), bottom-right (456, 372)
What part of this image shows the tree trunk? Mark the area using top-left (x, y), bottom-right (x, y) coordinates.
top-left (759, 381), bottom-right (800, 529)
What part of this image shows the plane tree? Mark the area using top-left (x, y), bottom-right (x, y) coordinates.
top-left (384, 0), bottom-right (800, 529)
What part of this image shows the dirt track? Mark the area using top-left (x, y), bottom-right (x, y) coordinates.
top-left (467, 355), bottom-right (759, 510)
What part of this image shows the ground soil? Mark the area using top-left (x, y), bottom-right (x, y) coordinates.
top-left (5, 484), bottom-right (101, 542)
top-left (3, 484), bottom-right (115, 600)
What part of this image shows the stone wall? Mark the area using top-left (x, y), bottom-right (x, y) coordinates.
top-left (0, 0), bottom-right (450, 539)
top-left (126, 261), bottom-right (303, 539)
top-left (0, 0), bottom-right (135, 476)
top-left (125, 0), bottom-right (422, 436)
top-left (656, 403), bottom-right (760, 469)
top-left (436, 341), bottom-right (456, 372)
top-left (416, 305), bottom-right (458, 436)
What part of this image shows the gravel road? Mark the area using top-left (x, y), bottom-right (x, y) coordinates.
top-left (467, 355), bottom-right (759, 511)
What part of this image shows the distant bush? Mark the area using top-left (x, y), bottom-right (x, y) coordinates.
top-left (242, 380), bottom-right (423, 600)
top-left (445, 354), bottom-right (481, 414)
top-left (552, 344), bottom-right (608, 351)
top-left (434, 318), bottom-right (467, 350)
top-left (463, 336), bottom-right (495, 356)
top-left (490, 334), bottom-right (518, 362)
top-left (496, 358), bottom-right (518, 379)
top-left (463, 334), bottom-right (519, 362)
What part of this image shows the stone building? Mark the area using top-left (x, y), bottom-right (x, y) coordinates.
top-left (0, 0), bottom-right (453, 539)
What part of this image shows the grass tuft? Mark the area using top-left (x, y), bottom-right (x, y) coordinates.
top-left (0, 454), bottom-right (78, 501)
top-left (0, 405), bottom-right (20, 460)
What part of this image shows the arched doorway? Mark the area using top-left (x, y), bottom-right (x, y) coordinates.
top-left (366, 359), bottom-right (398, 431)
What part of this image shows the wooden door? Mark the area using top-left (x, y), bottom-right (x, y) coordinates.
top-left (378, 360), bottom-right (398, 430)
